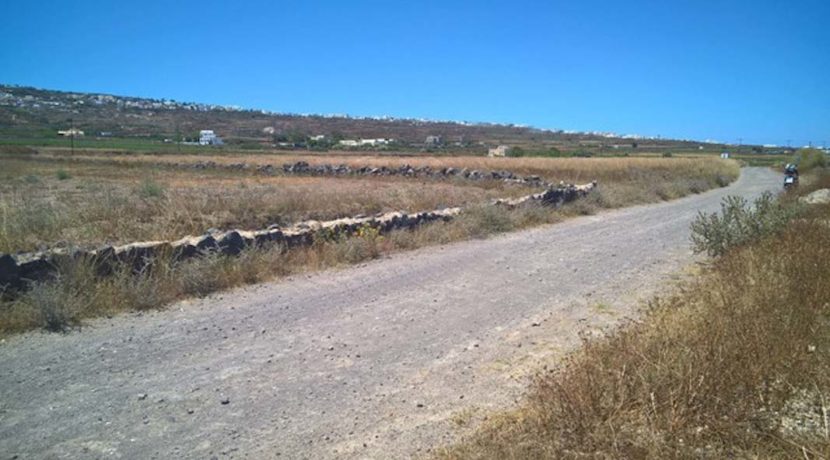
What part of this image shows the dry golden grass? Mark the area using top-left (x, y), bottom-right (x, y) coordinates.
top-left (0, 154), bottom-right (738, 253)
top-left (0, 151), bottom-right (739, 335)
top-left (38, 148), bottom-right (738, 184)
top-left (436, 173), bottom-right (830, 459)
top-left (0, 158), bottom-right (526, 253)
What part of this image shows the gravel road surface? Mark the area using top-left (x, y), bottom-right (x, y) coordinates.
top-left (0, 168), bottom-right (779, 459)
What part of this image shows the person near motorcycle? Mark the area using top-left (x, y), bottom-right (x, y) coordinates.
top-left (784, 163), bottom-right (799, 189)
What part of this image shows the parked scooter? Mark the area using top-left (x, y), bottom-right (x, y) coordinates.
top-left (784, 163), bottom-right (799, 190)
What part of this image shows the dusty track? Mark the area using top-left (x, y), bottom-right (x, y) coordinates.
top-left (0, 168), bottom-right (779, 459)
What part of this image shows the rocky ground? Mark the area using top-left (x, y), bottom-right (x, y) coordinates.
top-left (0, 168), bottom-right (779, 459)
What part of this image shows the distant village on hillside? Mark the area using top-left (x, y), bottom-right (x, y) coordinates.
top-left (2, 84), bottom-right (824, 155)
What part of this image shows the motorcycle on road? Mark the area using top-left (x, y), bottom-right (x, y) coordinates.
top-left (784, 163), bottom-right (799, 190)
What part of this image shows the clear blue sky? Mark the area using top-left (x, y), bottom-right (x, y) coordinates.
top-left (2, 0), bottom-right (828, 146)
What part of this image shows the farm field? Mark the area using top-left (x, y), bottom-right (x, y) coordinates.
top-left (0, 151), bottom-right (739, 334)
top-left (0, 157), bottom-right (529, 253)
top-left (1, 151), bottom-right (738, 254)
top-left (37, 147), bottom-right (735, 182)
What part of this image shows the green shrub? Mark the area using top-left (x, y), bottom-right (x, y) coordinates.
top-left (55, 169), bottom-right (71, 180)
top-left (508, 146), bottom-right (525, 157)
top-left (796, 148), bottom-right (826, 172)
top-left (460, 205), bottom-right (514, 237)
top-left (690, 192), bottom-right (801, 257)
top-left (27, 282), bottom-right (80, 332)
top-left (137, 178), bottom-right (165, 199)
top-left (508, 147), bottom-right (563, 158)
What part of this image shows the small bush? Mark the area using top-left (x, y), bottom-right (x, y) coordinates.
top-left (176, 252), bottom-right (232, 297)
top-left (55, 169), bottom-right (71, 180)
top-left (690, 192), bottom-right (801, 257)
top-left (797, 148), bottom-right (827, 172)
top-left (459, 205), bottom-right (514, 237)
top-left (507, 146), bottom-right (525, 157)
top-left (28, 282), bottom-right (80, 332)
top-left (23, 174), bottom-right (40, 184)
top-left (137, 178), bottom-right (166, 199)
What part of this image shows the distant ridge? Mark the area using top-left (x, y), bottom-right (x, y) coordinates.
top-left (0, 84), bottom-right (728, 152)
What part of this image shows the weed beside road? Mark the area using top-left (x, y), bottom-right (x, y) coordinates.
top-left (437, 172), bottom-right (830, 459)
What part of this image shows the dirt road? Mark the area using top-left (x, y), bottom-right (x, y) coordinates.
top-left (0, 168), bottom-right (780, 459)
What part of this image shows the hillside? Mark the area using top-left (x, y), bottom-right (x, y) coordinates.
top-left (1, 84), bottom-right (723, 153)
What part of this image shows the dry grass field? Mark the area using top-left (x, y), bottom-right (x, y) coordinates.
top-left (0, 158), bottom-right (528, 253)
top-left (0, 151), bottom-right (739, 334)
top-left (40, 148), bottom-right (736, 183)
top-left (1, 153), bottom-right (738, 253)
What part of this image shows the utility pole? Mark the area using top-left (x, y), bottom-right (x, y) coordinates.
top-left (69, 118), bottom-right (75, 155)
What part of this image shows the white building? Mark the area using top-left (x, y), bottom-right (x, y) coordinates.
top-left (58, 128), bottom-right (84, 137)
top-left (338, 138), bottom-right (392, 147)
top-left (359, 138), bottom-right (391, 146)
top-left (425, 135), bottom-right (442, 146)
top-left (488, 145), bottom-right (511, 157)
top-left (199, 130), bottom-right (222, 145)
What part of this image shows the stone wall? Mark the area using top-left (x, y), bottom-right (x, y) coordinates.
top-left (36, 155), bottom-right (558, 189)
top-left (275, 161), bottom-right (554, 188)
top-left (493, 181), bottom-right (597, 207)
top-left (0, 208), bottom-right (460, 293)
top-left (0, 181), bottom-right (597, 294)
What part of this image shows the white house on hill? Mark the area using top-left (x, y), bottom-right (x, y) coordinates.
top-left (58, 128), bottom-right (84, 137)
top-left (199, 130), bottom-right (223, 145)
top-left (488, 145), bottom-right (511, 157)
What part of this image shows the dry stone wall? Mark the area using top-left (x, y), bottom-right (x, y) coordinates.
top-left (0, 178), bottom-right (597, 294)
top-left (493, 181), bottom-right (597, 207)
top-left (38, 155), bottom-right (558, 189)
top-left (0, 208), bottom-right (460, 293)
top-left (275, 161), bottom-right (555, 188)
